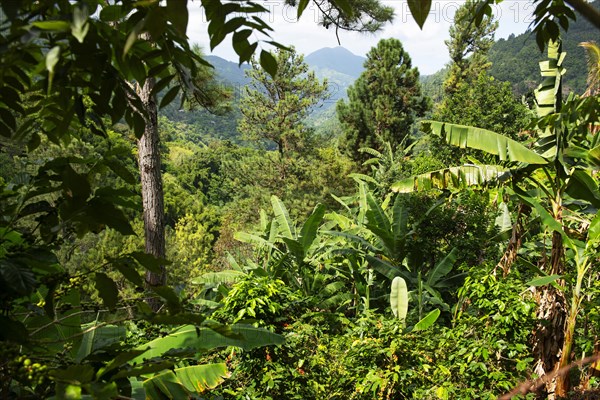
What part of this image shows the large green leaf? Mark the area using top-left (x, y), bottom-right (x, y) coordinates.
top-left (299, 204), bottom-right (325, 253)
top-left (423, 121), bottom-right (548, 164)
top-left (393, 164), bottom-right (511, 193)
top-left (143, 370), bottom-right (189, 399)
top-left (94, 273), bottom-right (119, 310)
top-left (534, 40), bottom-right (565, 117)
top-left (174, 364), bottom-right (229, 393)
top-left (565, 169), bottom-right (600, 207)
top-left (76, 323), bottom-right (126, 362)
top-left (407, 0), bottom-right (431, 29)
top-left (390, 276), bottom-right (408, 322)
top-left (366, 193), bottom-right (391, 233)
top-left (426, 248), bottom-right (458, 288)
top-left (365, 254), bottom-right (410, 281)
top-left (527, 274), bottom-right (562, 287)
top-left (234, 232), bottom-right (277, 250)
top-left (413, 309), bottom-right (440, 331)
top-left (271, 195), bottom-right (295, 239)
top-left (191, 270), bottom-right (246, 285)
top-left (132, 324), bottom-right (284, 363)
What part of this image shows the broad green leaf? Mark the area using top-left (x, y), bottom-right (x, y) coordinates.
top-left (390, 276), bottom-right (408, 322)
top-left (166, 0), bottom-right (189, 35)
top-left (422, 121), bottom-right (548, 164)
top-left (282, 237), bottom-right (304, 261)
top-left (191, 270), bottom-right (246, 285)
top-left (129, 378), bottom-right (145, 400)
top-left (365, 254), bottom-right (409, 281)
top-left (527, 274), bottom-right (562, 287)
top-left (393, 164), bottom-right (511, 193)
top-left (565, 170), bottom-right (600, 207)
top-left (297, 0), bottom-right (309, 18)
top-left (100, 5), bottom-right (123, 22)
top-left (366, 193), bottom-right (391, 234)
top-left (76, 323), bottom-right (126, 362)
top-left (495, 202), bottom-right (513, 233)
top-left (95, 273), bottom-right (119, 310)
top-left (132, 324), bottom-right (284, 363)
top-left (0, 316), bottom-right (29, 343)
top-left (589, 213), bottom-right (600, 244)
top-left (50, 364), bottom-right (95, 384)
top-left (151, 286), bottom-right (182, 313)
top-left (407, 0), bottom-right (431, 29)
top-left (112, 260), bottom-right (143, 288)
top-left (159, 85), bottom-right (180, 109)
top-left (174, 364), bottom-right (229, 393)
top-left (0, 259), bottom-right (36, 295)
top-left (413, 309), bottom-right (440, 331)
top-left (234, 232), bottom-right (277, 249)
top-left (299, 204), bottom-right (325, 252)
top-left (112, 360), bottom-right (175, 380)
top-left (391, 196), bottom-right (409, 255)
top-left (271, 195), bottom-right (295, 239)
top-left (123, 19), bottom-right (144, 57)
top-left (143, 371), bottom-right (189, 399)
top-left (97, 350), bottom-right (148, 378)
top-left (32, 21), bottom-right (70, 31)
top-left (514, 189), bottom-right (565, 236)
top-left (130, 251), bottom-right (169, 273)
top-left (427, 248), bottom-right (458, 287)
top-left (260, 50), bottom-right (278, 77)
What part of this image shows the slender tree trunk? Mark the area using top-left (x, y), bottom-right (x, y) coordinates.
top-left (533, 200), bottom-right (568, 398)
top-left (137, 74), bottom-right (167, 311)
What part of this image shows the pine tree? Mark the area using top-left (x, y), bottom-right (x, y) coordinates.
top-left (238, 48), bottom-right (329, 157)
top-left (444, 0), bottom-right (498, 94)
top-left (337, 38), bottom-right (429, 162)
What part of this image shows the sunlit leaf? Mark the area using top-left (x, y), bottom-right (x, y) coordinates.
top-left (413, 309), bottom-right (440, 331)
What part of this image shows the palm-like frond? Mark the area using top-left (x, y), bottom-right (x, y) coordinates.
top-left (422, 121), bottom-right (548, 164)
top-left (392, 164), bottom-right (511, 193)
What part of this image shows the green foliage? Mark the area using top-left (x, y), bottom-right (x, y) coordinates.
top-left (444, 0), bottom-right (498, 94)
top-left (489, 2), bottom-right (599, 96)
top-left (337, 38), bottom-right (430, 162)
top-left (239, 47), bottom-right (329, 156)
top-left (207, 267), bottom-right (535, 399)
top-left (214, 275), bottom-right (302, 329)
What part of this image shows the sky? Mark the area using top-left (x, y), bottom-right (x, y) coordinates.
top-left (187, 1), bottom-right (535, 75)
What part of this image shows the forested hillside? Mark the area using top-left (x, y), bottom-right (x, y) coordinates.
top-left (2, 1), bottom-right (600, 399)
top-left (489, 0), bottom-right (599, 95)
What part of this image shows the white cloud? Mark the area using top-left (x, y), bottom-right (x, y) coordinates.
top-left (187, 0), bottom-right (532, 75)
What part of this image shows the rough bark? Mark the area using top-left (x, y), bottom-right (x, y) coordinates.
top-left (532, 204), bottom-right (568, 398)
top-left (137, 75), bottom-right (167, 311)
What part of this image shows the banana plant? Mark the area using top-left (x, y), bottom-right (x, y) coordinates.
top-left (390, 276), bottom-right (441, 331)
top-left (393, 40), bottom-right (600, 396)
top-left (327, 183), bottom-right (463, 318)
top-left (234, 196), bottom-right (352, 308)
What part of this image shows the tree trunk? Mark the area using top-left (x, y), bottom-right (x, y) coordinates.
top-left (533, 202), bottom-right (568, 398)
top-left (137, 75), bottom-right (167, 311)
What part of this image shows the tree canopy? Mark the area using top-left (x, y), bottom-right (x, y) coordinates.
top-left (337, 38), bottom-right (430, 162)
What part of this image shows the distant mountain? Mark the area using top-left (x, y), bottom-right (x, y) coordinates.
top-left (305, 46), bottom-right (365, 78)
top-left (205, 55), bottom-right (251, 87)
top-left (489, 1), bottom-right (598, 96)
top-left (305, 47), bottom-right (365, 106)
top-left (204, 47), bottom-right (364, 102)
